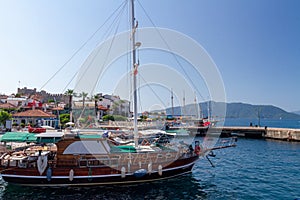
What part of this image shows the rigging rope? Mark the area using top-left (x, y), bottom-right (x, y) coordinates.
top-left (137, 0), bottom-right (206, 102)
top-left (73, 1), bottom-right (128, 127)
top-left (90, 3), bottom-right (128, 95)
top-left (74, 1), bottom-right (128, 96)
top-left (39, 0), bottom-right (128, 93)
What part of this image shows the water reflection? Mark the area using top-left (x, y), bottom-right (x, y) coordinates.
top-left (1, 174), bottom-right (207, 200)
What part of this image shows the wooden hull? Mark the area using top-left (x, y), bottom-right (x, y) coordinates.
top-left (1, 157), bottom-right (198, 187)
top-left (0, 135), bottom-right (205, 187)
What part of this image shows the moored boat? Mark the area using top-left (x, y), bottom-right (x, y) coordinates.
top-left (28, 125), bottom-right (46, 133)
top-left (0, 130), bottom-right (205, 186)
top-left (0, 0), bottom-right (235, 186)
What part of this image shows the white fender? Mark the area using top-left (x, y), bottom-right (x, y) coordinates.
top-left (37, 155), bottom-right (48, 175)
top-left (158, 165), bottom-right (162, 176)
top-left (127, 161), bottom-right (131, 172)
top-left (121, 166), bottom-right (126, 178)
top-left (148, 162), bottom-right (152, 174)
top-left (69, 169), bottom-right (74, 181)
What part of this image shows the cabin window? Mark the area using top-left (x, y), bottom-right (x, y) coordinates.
top-left (99, 159), bottom-right (110, 166)
top-left (88, 160), bottom-right (100, 166)
top-left (166, 153), bottom-right (172, 159)
top-left (9, 160), bottom-right (17, 167)
top-left (157, 154), bottom-right (163, 158)
top-left (79, 160), bottom-right (87, 167)
top-left (85, 159), bottom-right (105, 167)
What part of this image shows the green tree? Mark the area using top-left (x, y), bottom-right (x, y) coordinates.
top-left (103, 115), bottom-right (114, 121)
top-left (139, 115), bottom-right (148, 121)
top-left (92, 94), bottom-right (100, 117)
top-left (59, 113), bottom-right (70, 126)
top-left (0, 110), bottom-right (12, 126)
top-left (113, 115), bottom-right (127, 121)
top-left (78, 92), bottom-right (88, 108)
top-left (64, 89), bottom-right (75, 122)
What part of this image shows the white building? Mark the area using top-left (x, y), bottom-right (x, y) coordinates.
top-left (7, 97), bottom-right (27, 107)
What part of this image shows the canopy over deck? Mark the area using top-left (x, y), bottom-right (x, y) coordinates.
top-left (0, 132), bottom-right (37, 142)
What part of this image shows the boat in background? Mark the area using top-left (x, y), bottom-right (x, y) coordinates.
top-left (28, 124), bottom-right (46, 133)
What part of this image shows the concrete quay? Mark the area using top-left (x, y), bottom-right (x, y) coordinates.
top-left (100, 122), bottom-right (300, 142)
top-left (213, 126), bottom-right (300, 141)
top-left (264, 127), bottom-right (300, 141)
top-left (169, 126), bottom-right (300, 142)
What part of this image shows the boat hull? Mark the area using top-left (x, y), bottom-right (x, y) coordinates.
top-left (28, 127), bottom-right (46, 133)
top-left (1, 162), bottom-right (196, 187)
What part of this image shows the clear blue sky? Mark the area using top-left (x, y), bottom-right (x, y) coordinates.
top-left (0, 0), bottom-right (299, 112)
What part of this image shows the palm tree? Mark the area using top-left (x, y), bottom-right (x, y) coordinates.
top-left (79, 92), bottom-right (88, 109)
top-left (92, 94), bottom-right (100, 119)
top-left (64, 89), bottom-right (74, 122)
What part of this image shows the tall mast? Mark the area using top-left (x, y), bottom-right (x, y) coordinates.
top-left (207, 100), bottom-right (210, 120)
top-left (182, 90), bottom-right (185, 117)
top-left (194, 92), bottom-right (199, 119)
top-left (131, 0), bottom-right (139, 147)
top-left (171, 89), bottom-right (174, 116)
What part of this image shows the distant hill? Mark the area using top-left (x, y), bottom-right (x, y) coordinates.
top-left (293, 111), bottom-right (300, 115)
top-left (165, 102), bottom-right (300, 120)
top-left (225, 102), bottom-right (300, 119)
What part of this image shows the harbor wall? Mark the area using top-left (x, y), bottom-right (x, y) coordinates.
top-left (265, 128), bottom-right (300, 141)
top-left (195, 126), bottom-right (300, 142)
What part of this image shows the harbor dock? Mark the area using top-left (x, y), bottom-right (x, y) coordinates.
top-left (168, 126), bottom-right (300, 141)
top-left (102, 122), bottom-right (300, 142)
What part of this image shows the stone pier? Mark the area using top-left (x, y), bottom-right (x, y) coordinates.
top-left (264, 127), bottom-right (300, 141)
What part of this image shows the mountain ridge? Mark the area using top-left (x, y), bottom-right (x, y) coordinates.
top-left (164, 102), bottom-right (300, 120)
top-left (293, 110), bottom-right (300, 115)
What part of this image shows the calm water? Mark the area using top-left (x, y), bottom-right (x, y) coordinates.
top-left (224, 118), bottom-right (300, 129)
top-left (0, 119), bottom-right (299, 199)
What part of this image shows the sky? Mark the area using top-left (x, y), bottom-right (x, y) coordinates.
top-left (0, 0), bottom-right (299, 112)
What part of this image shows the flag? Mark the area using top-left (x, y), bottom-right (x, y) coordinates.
top-left (133, 63), bottom-right (138, 76)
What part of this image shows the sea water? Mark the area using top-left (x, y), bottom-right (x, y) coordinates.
top-left (224, 118), bottom-right (300, 129)
top-left (0, 119), bottom-right (299, 199)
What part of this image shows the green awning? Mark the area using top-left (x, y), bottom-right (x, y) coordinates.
top-left (79, 134), bottom-right (102, 139)
top-left (112, 145), bottom-right (137, 153)
top-left (0, 132), bottom-right (37, 142)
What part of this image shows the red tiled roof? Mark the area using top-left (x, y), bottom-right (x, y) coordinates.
top-left (98, 105), bottom-right (109, 111)
top-left (0, 103), bottom-right (16, 109)
top-left (51, 107), bottom-right (64, 111)
top-left (12, 109), bottom-right (56, 118)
